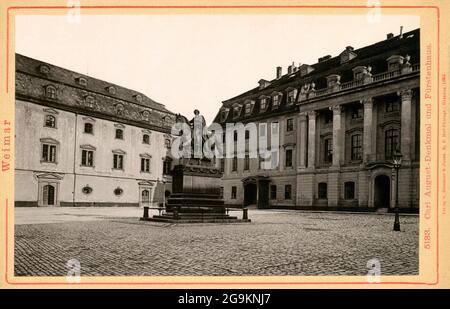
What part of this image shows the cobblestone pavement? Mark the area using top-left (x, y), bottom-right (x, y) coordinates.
top-left (14, 208), bottom-right (419, 276)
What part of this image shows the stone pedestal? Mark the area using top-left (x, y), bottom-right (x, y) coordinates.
top-left (141, 158), bottom-right (250, 223)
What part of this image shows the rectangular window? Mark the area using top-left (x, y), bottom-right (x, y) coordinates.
top-left (386, 100), bottom-right (400, 112)
top-left (231, 186), bottom-right (237, 199)
top-left (286, 118), bottom-right (294, 132)
top-left (81, 150), bottom-right (94, 167)
top-left (42, 144), bottom-right (56, 162)
top-left (141, 158), bottom-right (150, 172)
top-left (232, 156), bottom-right (238, 171)
top-left (351, 134), bottom-right (362, 161)
top-left (271, 149), bottom-right (279, 169)
top-left (113, 154), bottom-right (124, 169)
top-left (260, 98), bottom-right (267, 111)
top-left (318, 183), bottom-right (328, 199)
top-left (270, 185), bottom-right (277, 200)
top-left (324, 112), bottom-right (333, 124)
top-left (259, 123), bottom-right (267, 137)
top-left (351, 107), bottom-right (363, 119)
top-left (245, 130), bottom-right (250, 140)
top-left (163, 159), bottom-right (172, 175)
top-left (273, 95), bottom-right (280, 108)
top-left (245, 104), bottom-right (252, 114)
top-left (244, 154), bottom-right (250, 170)
top-left (285, 149), bottom-right (293, 167)
top-left (385, 129), bottom-right (400, 160)
top-left (287, 92), bottom-right (295, 104)
top-left (324, 138), bottom-right (333, 163)
top-left (344, 182), bottom-right (355, 199)
top-left (272, 122), bottom-right (279, 135)
top-left (284, 185), bottom-right (292, 200)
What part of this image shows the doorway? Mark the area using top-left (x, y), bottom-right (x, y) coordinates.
top-left (374, 175), bottom-right (390, 209)
top-left (42, 184), bottom-right (55, 206)
top-left (243, 183), bottom-right (257, 206)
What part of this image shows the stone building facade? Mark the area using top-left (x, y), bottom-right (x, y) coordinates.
top-left (15, 54), bottom-right (176, 207)
top-left (213, 29), bottom-right (420, 212)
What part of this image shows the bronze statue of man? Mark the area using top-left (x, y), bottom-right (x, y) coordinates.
top-left (189, 109), bottom-right (207, 158)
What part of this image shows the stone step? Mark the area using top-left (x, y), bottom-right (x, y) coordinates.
top-left (153, 214), bottom-right (238, 220)
top-left (141, 217), bottom-right (250, 223)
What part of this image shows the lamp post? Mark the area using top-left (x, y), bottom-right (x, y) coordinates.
top-left (392, 149), bottom-right (402, 232)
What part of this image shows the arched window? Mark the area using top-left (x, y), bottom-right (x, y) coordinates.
top-left (45, 85), bottom-right (56, 99)
top-left (44, 115), bottom-right (56, 128)
top-left (84, 123), bottom-right (93, 134)
top-left (115, 129), bottom-right (123, 140)
top-left (142, 134), bottom-right (150, 144)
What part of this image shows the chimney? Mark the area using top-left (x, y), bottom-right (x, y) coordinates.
top-left (287, 65), bottom-right (292, 75)
top-left (387, 33), bottom-right (394, 39)
top-left (276, 66), bottom-right (282, 79)
top-left (318, 55), bottom-right (332, 62)
top-left (399, 26), bottom-right (404, 38)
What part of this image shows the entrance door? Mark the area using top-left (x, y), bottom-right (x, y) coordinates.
top-left (243, 183), bottom-right (257, 206)
top-left (374, 175), bottom-right (390, 209)
top-left (42, 184), bottom-right (55, 206)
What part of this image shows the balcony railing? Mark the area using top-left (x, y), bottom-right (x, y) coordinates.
top-left (302, 64), bottom-right (419, 101)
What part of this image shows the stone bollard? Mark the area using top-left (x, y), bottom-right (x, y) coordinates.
top-left (243, 208), bottom-right (248, 220)
top-left (143, 206), bottom-right (149, 219)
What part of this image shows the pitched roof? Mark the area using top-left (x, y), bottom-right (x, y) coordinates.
top-left (213, 28), bottom-right (420, 124)
top-left (15, 53), bottom-right (173, 114)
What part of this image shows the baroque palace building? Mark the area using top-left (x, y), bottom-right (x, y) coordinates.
top-left (213, 28), bottom-right (420, 212)
top-left (15, 54), bottom-right (176, 207)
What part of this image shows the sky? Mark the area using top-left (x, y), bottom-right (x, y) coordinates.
top-left (16, 14), bottom-right (419, 123)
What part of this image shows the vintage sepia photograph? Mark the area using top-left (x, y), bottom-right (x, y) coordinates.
top-left (13, 12), bottom-right (421, 278)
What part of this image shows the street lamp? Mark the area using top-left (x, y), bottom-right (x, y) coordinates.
top-left (392, 149), bottom-right (402, 231)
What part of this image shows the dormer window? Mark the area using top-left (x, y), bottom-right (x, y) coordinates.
top-left (272, 92), bottom-right (282, 109)
top-left (115, 103), bottom-right (124, 116)
top-left (244, 100), bottom-right (255, 115)
top-left (299, 64), bottom-right (314, 76)
top-left (258, 79), bottom-right (271, 90)
top-left (286, 88), bottom-right (297, 105)
top-left (259, 96), bottom-right (269, 112)
top-left (141, 110), bottom-right (151, 121)
top-left (76, 77), bottom-right (88, 87)
top-left (232, 105), bottom-right (242, 118)
top-left (106, 86), bottom-right (116, 95)
top-left (134, 94), bottom-right (143, 103)
top-left (340, 46), bottom-right (357, 64)
top-left (39, 65), bottom-right (50, 74)
top-left (245, 104), bottom-right (251, 114)
top-left (85, 96), bottom-right (95, 108)
top-left (220, 108), bottom-right (230, 122)
top-left (386, 55), bottom-right (404, 71)
top-left (45, 85), bottom-right (57, 99)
